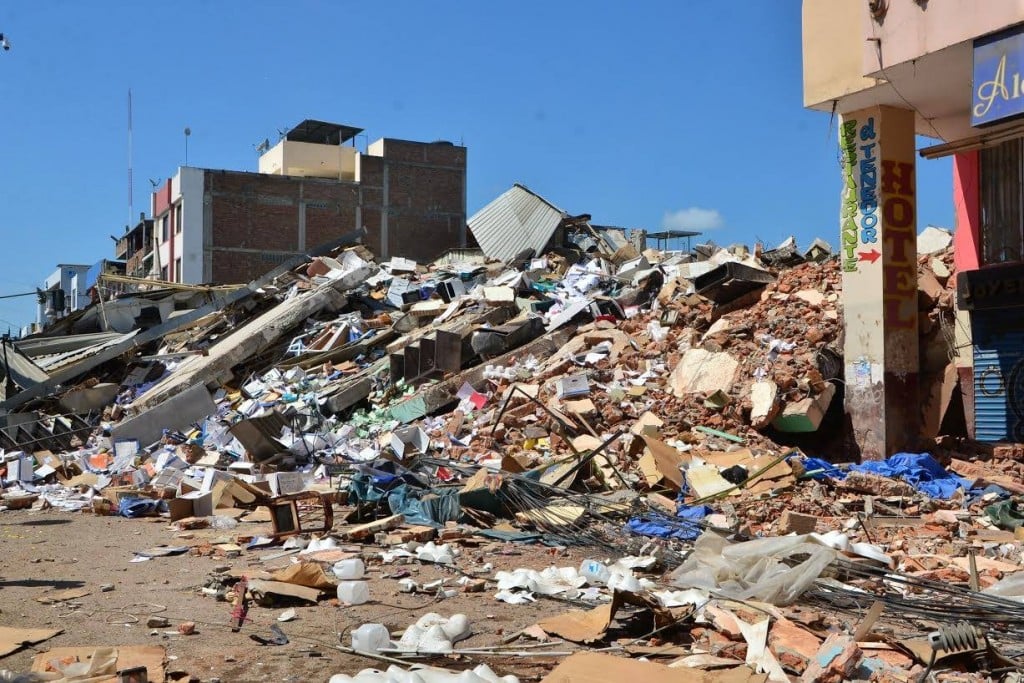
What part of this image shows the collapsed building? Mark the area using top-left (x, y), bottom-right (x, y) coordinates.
top-left (2, 179), bottom-right (1015, 681)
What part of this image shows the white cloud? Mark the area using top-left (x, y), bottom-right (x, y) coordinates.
top-left (661, 207), bottom-right (724, 231)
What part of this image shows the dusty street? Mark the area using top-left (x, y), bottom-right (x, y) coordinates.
top-left (0, 509), bottom-right (584, 682)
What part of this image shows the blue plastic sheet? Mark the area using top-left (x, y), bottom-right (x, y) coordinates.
top-left (626, 504), bottom-right (713, 541)
top-left (849, 452), bottom-right (972, 500)
top-left (797, 456), bottom-right (846, 480)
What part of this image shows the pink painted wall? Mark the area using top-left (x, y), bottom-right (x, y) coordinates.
top-left (952, 151), bottom-right (980, 273)
top-left (862, 1), bottom-right (1024, 74)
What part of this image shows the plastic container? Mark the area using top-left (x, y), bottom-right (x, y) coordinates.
top-left (333, 558), bottom-right (366, 580)
top-left (578, 559), bottom-right (610, 585)
top-left (351, 623), bottom-right (390, 653)
top-left (337, 580), bottom-right (370, 605)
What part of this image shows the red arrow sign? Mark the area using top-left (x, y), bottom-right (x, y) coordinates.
top-left (857, 249), bottom-right (881, 264)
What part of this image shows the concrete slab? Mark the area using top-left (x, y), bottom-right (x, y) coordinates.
top-left (793, 290), bottom-right (826, 307)
top-left (917, 225), bottom-right (952, 255)
top-left (112, 383), bottom-right (217, 447)
top-left (750, 380), bottom-right (780, 430)
top-left (670, 349), bottom-right (739, 397)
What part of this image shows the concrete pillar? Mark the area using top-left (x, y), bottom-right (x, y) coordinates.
top-left (838, 105), bottom-right (919, 460)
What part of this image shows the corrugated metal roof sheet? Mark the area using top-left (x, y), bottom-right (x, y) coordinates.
top-left (33, 331), bottom-right (138, 374)
top-left (467, 184), bottom-right (564, 262)
top-left (0, 344), bottom-right (50, 395)
top-left (15, 332), bottom-right (125, 359)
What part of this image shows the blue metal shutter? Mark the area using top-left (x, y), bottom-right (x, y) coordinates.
top-left (973, 312), bottom-right (1024, 442)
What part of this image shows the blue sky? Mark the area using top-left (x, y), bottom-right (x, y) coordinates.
top-left (0, 1), bottom-right (954, 330)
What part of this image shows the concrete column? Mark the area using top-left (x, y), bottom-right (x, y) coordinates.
top-left (838, 105), bottom-right (919, 460)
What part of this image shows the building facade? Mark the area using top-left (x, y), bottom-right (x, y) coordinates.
top-left (37, 264), bottom-right (90, 325)
top-left (118, 120), bottom-right (468, 286)
top-left (803, 0), bottom-right (1024, 455)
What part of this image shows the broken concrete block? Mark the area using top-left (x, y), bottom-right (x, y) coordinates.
top-left (917, 269), bottom-right (943, 310)
top-left (779, 510), bottom-right (818, 535)
top-left (670, 349), bottom-right (739, 397)
top-left (930, 257), bottom-right (950, 281)
top-left (773, 383), bottom-right (835, 433)
top-left (483, 286), bottom-right (515, 304)
top-left (916, 225), bottom-right (952, 255)
top-left (749, 380), bottom-right (780, 430)
top-left (793, 289), bottom-right (825, 307)
top-left (700, 316), bottom-right (733, 342)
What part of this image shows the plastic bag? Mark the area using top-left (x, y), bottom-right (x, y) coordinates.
top-left (983, 572), bottom-right (1024, 600)
top-left (669, 531), bottom-right (836, 605)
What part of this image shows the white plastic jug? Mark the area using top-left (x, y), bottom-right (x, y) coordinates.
top-left (333, 558), bottom-right (366, 580)
top-left (578, 559), bottom-right (610, 585)
top-left (352, 623), bottom-right (390, 653)
top-left (337, 580), bottom-right (370, 605)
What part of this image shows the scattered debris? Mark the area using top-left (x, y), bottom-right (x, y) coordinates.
top-left (0, 233), bottom-right (1011, 683)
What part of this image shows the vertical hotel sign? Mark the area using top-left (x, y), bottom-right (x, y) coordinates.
top-left (973, 24), bottom-right (1024, 127)
top-left (840, 117), bottom-right (881, 273)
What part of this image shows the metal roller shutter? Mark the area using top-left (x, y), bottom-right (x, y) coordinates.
top-left (973, 312), bottom-right (1024, 442)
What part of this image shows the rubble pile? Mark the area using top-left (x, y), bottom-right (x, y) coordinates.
top-left (2, 227), bottom-right (1022, 682)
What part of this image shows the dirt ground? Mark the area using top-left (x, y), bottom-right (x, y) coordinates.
top-left (0, 509), bottom-right (607, 682)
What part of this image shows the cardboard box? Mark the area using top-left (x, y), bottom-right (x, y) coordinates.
top-left (390, 426), bottom-right (429, 459)
top-left (267, 471), bottom-right (310, 496)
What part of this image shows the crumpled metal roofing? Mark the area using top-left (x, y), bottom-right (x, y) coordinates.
top-left (467, 184), bottom-right (565, 262)
top-left (31, 331), bottom-right (139, 374)
top-left (0, 343), bottom-right (50, 394)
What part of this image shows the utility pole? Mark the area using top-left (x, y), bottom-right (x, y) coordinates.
top-left (1, 333), bottom-right (14, 399)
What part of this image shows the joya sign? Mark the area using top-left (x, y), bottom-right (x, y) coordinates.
top-left (973, 24), bottom-right (1024, 127)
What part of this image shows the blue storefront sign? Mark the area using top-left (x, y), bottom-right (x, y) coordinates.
top-left (973, 24), bottom-right (1024, 127)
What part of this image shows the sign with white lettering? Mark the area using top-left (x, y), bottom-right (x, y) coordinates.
top-left (956, 265), bottom-right (1024, 310)
top-left (973, 24), bottom-right (1024, 127)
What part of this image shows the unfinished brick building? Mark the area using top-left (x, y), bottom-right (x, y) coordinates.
top-left (116, 120), bottom-right (467, 285)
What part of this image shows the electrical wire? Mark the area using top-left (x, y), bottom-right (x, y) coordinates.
top-left (870, 40), bottom-right (948, 143)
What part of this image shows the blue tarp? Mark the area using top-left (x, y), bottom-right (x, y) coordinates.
top-left (626, 504), bottom-right (713, 541)
top-left (797, 456), bottom-right (846, 481)
top-left (849, 452), bottom-right (972, 500)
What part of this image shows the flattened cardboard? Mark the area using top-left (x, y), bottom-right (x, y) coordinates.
top-left (537, 591), bottom-right (673, 644)
top-left (641, 436), bottom-right (689, 490)
top-left (541, 652), bottom-right (767, 683)
top-left (269, 562), bottom-right (337, 590)
top-left (247, 579), bottom-right (321, 604)
top-left (0, 626), bottom-right (62, 658)
top-left (36, 587), bottom-right (91, 604)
